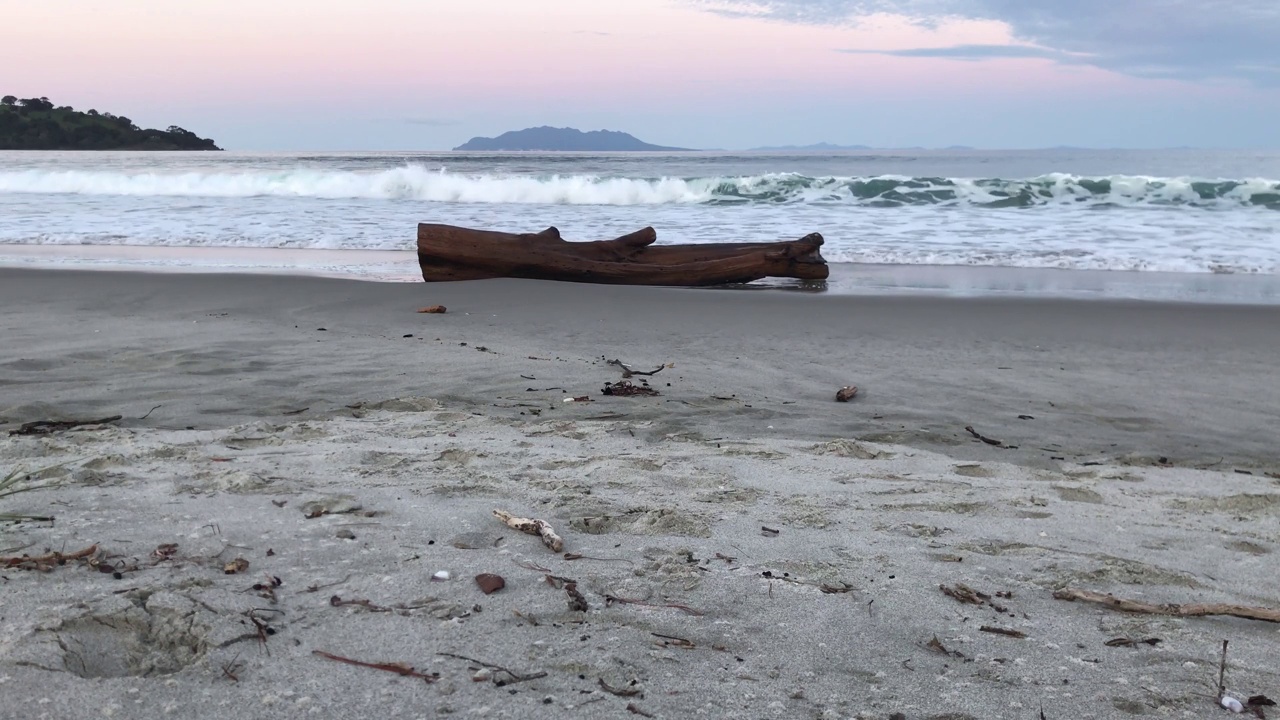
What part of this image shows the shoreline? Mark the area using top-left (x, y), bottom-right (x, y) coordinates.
top-left (4, 267), bottom-right (1279, 467)
top-left (2, 267), bottom-right (1278, 719)
top-left (3, 245), bottom-right (1280, 304)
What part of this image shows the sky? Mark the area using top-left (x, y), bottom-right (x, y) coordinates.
top-left (3, 0), bottom-right (1278, 150)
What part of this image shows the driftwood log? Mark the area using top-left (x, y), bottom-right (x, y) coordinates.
top-left (417, 224), bottom-right (829, 286)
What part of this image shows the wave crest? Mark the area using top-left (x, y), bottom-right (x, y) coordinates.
top-left (1, 166), bottom-right (1276, 208)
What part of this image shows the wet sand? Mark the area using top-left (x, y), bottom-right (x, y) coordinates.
top-left (1, 269), bottom-right (1278, 719)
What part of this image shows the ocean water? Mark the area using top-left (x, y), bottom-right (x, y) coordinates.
top-left (1, 149), bottom-right (1278, 287)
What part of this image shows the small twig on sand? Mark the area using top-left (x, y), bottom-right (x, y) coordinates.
top-left (627, 702), bottom-right (655, 717)
top-left (221, 653), bottom-right (243, 682)
top-left (139, 405), bottom-right (163, 420)
top-left (940, 583), bottom-right (986, 605)
top-left (1217, 640), bottom-right (1229, 701)
top-left (965, 425), bottom-right (1005, 447)
top-left (329, 595), bottom-right (392, 612)
top-left (652, 633), bottom-right (696, 649)
top-left (1053, 588), bottom-right (1280, 624)
top-left (245, 609), bottom-right (279, 654)
top-left (2, 544), bottom-right (99, 571)
top-left (563, 552), bottom-right (633, 565)
top-left (605, 594), bottom-right (703, 616)
top-left (10, 416), bottom-right (123, 436)
top-left (313, 650), bottom-right (439, 682)
top-left (607, 359), bottom-right (665, 378)
top-left (979, 625), bottom-right (1027, 639)
top-left (436, 652), bottom-right (547, 686)
top-left (493, 510), bottom-right (563, 552)
top-left (305, 574), bottom-right (352, 593)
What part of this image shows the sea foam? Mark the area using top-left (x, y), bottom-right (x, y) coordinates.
top-left (1, 166), bottom-right (1277, 208)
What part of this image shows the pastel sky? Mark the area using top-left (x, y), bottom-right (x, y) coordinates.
top-left (4, 0), bottom-right (1278, 150)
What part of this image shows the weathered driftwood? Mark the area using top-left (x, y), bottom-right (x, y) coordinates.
top-left (1053, 588), bottom-right (1280, 624)
top-left (417, 224), bottom-right (829, 286)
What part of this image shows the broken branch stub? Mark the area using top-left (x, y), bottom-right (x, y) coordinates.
top-left (492, 510), bottom-right (564, 552)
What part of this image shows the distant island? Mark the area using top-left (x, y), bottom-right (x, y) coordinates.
top-left (0, 95), bottom-right (220, 150)
top-left (750, 142), bottom-right (978, 151)
top-left (750, 142), bottom-right (872, 151)
top-left (454, 126), bottom-right (691, 151)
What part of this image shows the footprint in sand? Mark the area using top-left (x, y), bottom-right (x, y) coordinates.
top-left (809, 439), bottom-right (893, 460)
top-left (1226, 539), bottom-right (1271, 555)
top-left (572, 508), bottom-right (712, 538)
top-left (1053, 485), bottom-right (1105, 504)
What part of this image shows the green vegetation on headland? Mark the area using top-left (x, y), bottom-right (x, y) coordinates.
top-left (0, 95), bottom-right (221, 150)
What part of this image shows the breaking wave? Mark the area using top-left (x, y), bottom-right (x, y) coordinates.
top-left (1, 167), bottom-right (1278, 208)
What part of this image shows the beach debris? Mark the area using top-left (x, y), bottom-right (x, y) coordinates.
top-left (652, 632), bottom-right (696, 649)
top-left (223, 557), bottom-right (250, 575)
top-left (151, 543), bottom-right (179, 561)
top-left (335, 528), bottom-right (356, 540)
top-left (305, 574), bottom-right (352, 593)
top-left (1, 543), bottom-right (99, 571)
top-left (432, 570), bottom-right (451, 582)
top-left (627, 703), bottom-right (655, 718)
top-left (1213, 638), bottom-right (1274, 712)
top-left (598, 678), bottom-right (643, 698)
top-left (220, 654), bottom-right (244, 683)
top-left (1053, 588), bottom-right (1280, 623)
top-left (563, 395), bottom-right (593, 403)
top-left (436, 652), bottom-right (548, 686)
top-left (940, 584), bottom-right (1013, 613)
top-left (835, 385), bottom-right (858, 402)
top-left (602, 380), bottom-right (660, 397)
top-left (251, 576), bottom-right (283, 603)
top-left (565, 582), bottom-right (590, 612)
top-left (330, 595), bottom-right (392, 612)
top-left (925, 635), bottom-right (967, 659)
top-left (965, 425), bottom-right (1007, 447)
top-left (475, 573), bottom-right (505, 594)
top-left (1105, 637), bottom-right (1162, 648)
top-left (563, 552), bottom-right (633, 565)
top-left (493, 509), bottom-right (564, 552)
top-left (313, 650), bottom-right (439, 683)
top-left (1245, 696), bottom-right (1276, 717)
top-left (9, 415), bottom-right (123, 436)
top-left (604, 594), bottom-right (704, 616)
top-left (416, 305), bottom-right (447, 314)
top-left (0, 468), bottom-right (58, 522)
top-left (940, 583), bottom-right (984, 605)
top-left (761, 525), bottom-right (780, 536)
top-left (245, 608), bottom-right (279, 651)
top-left (607, 358), bottom-right (667, 378)
top-left (417, 223), bottom-right (828, 285)
top-left (979, 625), bottom-right (1027, 639)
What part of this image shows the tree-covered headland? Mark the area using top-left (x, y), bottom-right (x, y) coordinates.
top-left (0, 95), bottom-right (221, 150)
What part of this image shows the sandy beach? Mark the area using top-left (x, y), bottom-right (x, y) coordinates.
top-left (2, 268), bottom-right (1279, 720)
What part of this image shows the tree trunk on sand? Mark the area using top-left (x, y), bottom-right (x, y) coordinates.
top-left (416, 224), bottom-right (829, 286)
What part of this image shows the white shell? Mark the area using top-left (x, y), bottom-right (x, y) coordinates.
top-left (431, 570), bottom-right (451, 581)
top-left (1221, 696), bottom-right (1244, 713)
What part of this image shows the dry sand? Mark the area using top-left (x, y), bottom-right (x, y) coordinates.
top-left (2, 268), bottom-right (1279, 720)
